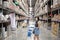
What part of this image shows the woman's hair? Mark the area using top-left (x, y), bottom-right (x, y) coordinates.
top-left (35, 21), bottom-right (38, 27)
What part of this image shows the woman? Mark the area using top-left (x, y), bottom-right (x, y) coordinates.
top-left (33, 21), bottom-right (40, 40)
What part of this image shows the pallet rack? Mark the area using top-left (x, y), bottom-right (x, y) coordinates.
top-left (35, 0), bottom-right (60, 38)
top-left (0, 0), bottom-right (28, 40)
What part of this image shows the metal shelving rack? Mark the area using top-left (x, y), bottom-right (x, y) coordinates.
top-left (0, 0), bottom-right (28, 40)
top-left (35, 0), bottom-right (60, 39)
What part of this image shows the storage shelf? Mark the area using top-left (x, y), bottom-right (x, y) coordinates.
top-left (3, 7), bottom-right (14, 13)
top-left (42, 0), bottom-right (50, 7)
top-left (0, 1), bottom-right (28, 17)
top-left (0, 20), bottom-right (10, 23)
top-left (39, 19), bottom-right (48, 21)
top-left (35, 13), bottom-right (48, 17)
top-left (3, 6), bottom-right (27, 17)
top-left (39, 19), bottom-right (60, 23)
top-left (16, 19), bottom-right (25, 20)
top-left (16, 19), bottom-right (25, 21)
top-left (35, 0), bottom-right (60, 38)
top-left (16, 17), bottom-right (26, 21)
top-left (51, 7), bottom-right (60, 12)
top-left (51, 19), bottom-right (60, 23)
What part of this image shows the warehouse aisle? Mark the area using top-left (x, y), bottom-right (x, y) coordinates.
top-left (17, 27), bottom-right (28, 40)
top-left (16, 26), bottom-right (58, 40)
top-left (0, 0), bottom-right (60, 40)
top-left (40, 27), bottom-right (52, 40)
top-left (40, 27), bottom-right (56, 40)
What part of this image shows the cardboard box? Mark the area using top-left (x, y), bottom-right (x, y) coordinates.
top-left (53, 0), bottom-right (60, 8)
top-left (44, 0), bottom-right (47, 3)
top-left (0, 0), bottom-right (2, 5)
top-left (51, 22), bottom-right (59, 36)
top-left (45, 5), bottom-right (48, 13)
top-left (3, 1), bottom-right (10, 8)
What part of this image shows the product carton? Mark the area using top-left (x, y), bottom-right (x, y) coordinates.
top-left (53, 0), bottom-right (60, 8)
top-left (52, 22), bottom-right (59, 36)
top-left (44, 0), bottom-right (47, 3)
top-left (45, 5), bottom-right (48, 13)
top-left (3, 1), bottom-right (10, 8)
top-left (58, 14), bottom-right (60, 21)
top-left (40, 2), bottom-right (44, 8)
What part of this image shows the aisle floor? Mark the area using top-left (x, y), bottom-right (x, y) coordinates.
top-left (39, 27), bottom-right (57, 40)
top-left (17, 26), bottom-right (59, 40)
top-left (27, 27), bottom-right (57, 40)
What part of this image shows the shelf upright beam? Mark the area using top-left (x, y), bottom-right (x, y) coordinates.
top-left (57, 6), bottom-right (60, 39)
top-left (46, 12), bottom-right (48, 30)
top-left (10, 12), bottom-right (17, 40)
top-left (1, 22), bottom-right (5, 40)
top-left (47, 1), bottom-right (48, 29)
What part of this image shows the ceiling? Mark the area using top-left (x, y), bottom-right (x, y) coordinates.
top-left (16, 0), bottom-right (37, 17)
top-left (27, 0), bottom-right (37, 7)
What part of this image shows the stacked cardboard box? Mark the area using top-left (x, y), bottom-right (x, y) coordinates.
top-left (3, 1), bottom-right (10, 8)
top-left (45, 5), bottom-right (48, 13)
top-left (15, 16), bottom-right (19, 20)
top-left (51, 22), bottom-right (59, 36)
top-left (35, 2), bottom-right (39, 11)
top-left (44, 0), bottom-right (47, 3)
top-left (40, 2), bottom-right (44, 8)
top-left (53, 0), bottom-right (60, 8)
top-left (51, 14), bottom-right (60, 36)
top-left (43, 15), bottom-right (47, 20)
top-left (22, 22), bottom-right (27, 27)
top-left (52, 14), bottom-right (58, 21)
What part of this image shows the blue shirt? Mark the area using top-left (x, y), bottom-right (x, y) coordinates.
top-left (34, 27), bottom-right (40, 35)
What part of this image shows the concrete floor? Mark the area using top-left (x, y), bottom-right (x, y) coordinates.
top-left (16, 26), bottom-right (59, 40)
top-left (4, 26), bottom-right (60, 40)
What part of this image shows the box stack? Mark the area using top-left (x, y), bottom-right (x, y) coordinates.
top-left (0, 0), bottom-right (2, 6)
top-left (51, 22), bottom-right (59, 36)
top-left (53, 0), bottom-right (60, 8)
top-left (44, 0), bottom-right (47, 3)
top-left (45, 5), bottom-right (48, 13)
